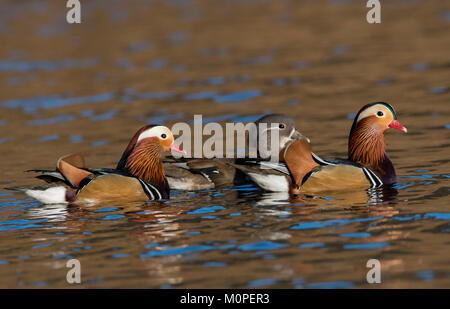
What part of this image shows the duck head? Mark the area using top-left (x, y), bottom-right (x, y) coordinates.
top-left (134, 125), bottom-right (185, 154)
top-left (351, 102), bottom-right (407, 134)
top-left (255, 114), bottom-right (303, 158)
top-left (116, 125), bottom-right (185, 183)
top-left (349, 102), bottom-right (407, 176)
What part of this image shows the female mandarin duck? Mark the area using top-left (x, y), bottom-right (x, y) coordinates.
top-left (24, 125), bottom-right (185, 204)
top-left (163, 113), bottom-right (302, 190)
top-left (234, 102), bottom-right (407, 193)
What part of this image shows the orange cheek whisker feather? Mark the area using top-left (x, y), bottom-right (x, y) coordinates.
top-left (348, 117), bottom-right (386, 169)
top-left (124, 139), bottom-right (166, 186)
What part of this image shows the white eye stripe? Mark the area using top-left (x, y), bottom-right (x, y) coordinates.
top-left (356, 105), bottom-right (389, 124)
top-left (137, 126), bottom-right (172, 144)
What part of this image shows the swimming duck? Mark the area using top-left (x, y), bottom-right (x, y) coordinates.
top-left (164, 113), bottom-right (302, 190)
top-left (234, 102), bottom-right (407, 193)
top-left (24, 125), bottom-right (185, 205)
top-left (347, 102), bottom-right (407, 184)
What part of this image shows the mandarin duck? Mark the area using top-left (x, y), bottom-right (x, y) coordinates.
top-left (163, 113), bottom-right (302, 190)
top-left (234, 102), bottom-right (407, 193)
top-left (23, 125), bottom-right (185, 205)
top-left (347, 102), bottom-right (407, 184)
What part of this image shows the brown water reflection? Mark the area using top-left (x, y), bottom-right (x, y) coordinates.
top-left (0, 0), bottom-right (449, 288)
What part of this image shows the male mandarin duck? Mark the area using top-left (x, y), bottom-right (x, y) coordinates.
top-left (347, 102), bottom-right (407, 184)
top-left (234, 102), bottom-right (407, 193)
top-left (163, 113), bottom-right (302, 190)
top-left (24, 125), bottom-right (185, 205)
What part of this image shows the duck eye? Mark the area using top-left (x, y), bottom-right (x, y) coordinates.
top-left (161, 133), bottom-right (167, 139)
top-left (376, 111), bottom-right (385, 117)
top-left (279, 123), bottom-right (286, 129)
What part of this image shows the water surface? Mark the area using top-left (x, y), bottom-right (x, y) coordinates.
top-left (0, 0), bottom-right (449, 288)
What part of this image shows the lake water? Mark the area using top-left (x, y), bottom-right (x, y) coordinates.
top-left (0, 0), bottom-right (449, 288)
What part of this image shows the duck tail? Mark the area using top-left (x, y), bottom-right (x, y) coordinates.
top-left (23, 186), bottom-right (72, 204)
top-left (26, 169), bottom-right (68, 184)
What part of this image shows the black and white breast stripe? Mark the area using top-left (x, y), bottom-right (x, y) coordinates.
top-left (312, 152), bottom-right (336, 166)
top-left (138, 179), bottom-right (162, 200)
top-left (362, 167), bottom-right (383, 188)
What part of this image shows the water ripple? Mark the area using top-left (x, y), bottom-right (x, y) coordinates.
top-left (1, 92), bottom-right (115, 112)
top-left (0, 57), bottom-right (97, 72)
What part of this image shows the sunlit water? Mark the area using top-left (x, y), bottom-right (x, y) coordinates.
top-left (0, 0), bottom-right (449, 288)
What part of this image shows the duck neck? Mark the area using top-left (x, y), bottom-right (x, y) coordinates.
top-left (124, 139), bottom-right (166, 186)
top-left (348, 118), bottom-right (387, 172)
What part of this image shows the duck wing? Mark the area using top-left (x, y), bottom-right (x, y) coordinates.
top-left (163, 157), bottom-right (237, 190)
top-left (164, 162), bottom-right (215, 191)
top-left (232, 159), bottom-right (291, 192)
